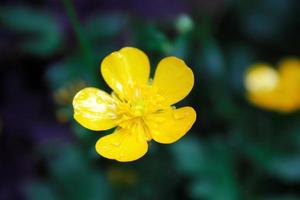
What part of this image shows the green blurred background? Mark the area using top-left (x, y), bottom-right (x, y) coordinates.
top-left (1, 0), bottom-right (300, 199)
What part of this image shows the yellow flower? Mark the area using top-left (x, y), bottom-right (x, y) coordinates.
top-left (73, 47), bottom-right (196, 162)
top-left (245, 58), bottom-right (300, 112)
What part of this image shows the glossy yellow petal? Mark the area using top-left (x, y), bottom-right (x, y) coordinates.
top-left (146, 107), bottom-right (196, 144)
top-left (245, 63), bottom-right (279, 93)
top-left (101, 47), bottom-right (150, 98)
top-left (95, 125), bottom-right (148, 162)
top-left (73, 87), bottom-right (119, 131)
top-left (152, 57), bottom-right (194, 106)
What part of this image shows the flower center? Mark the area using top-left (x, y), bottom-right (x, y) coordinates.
top-left (115, 84), bottom-right (166, 131)
top-left (131, 100), bottom-right (146, 117)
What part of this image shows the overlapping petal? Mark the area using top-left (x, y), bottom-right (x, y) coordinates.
top-left (95, 125), bottom-right (148, 162)
top-left (101, 47), bottom-right (150, 98)
top-left (146, 107), bottom-right (196, 144)
top-left (73, 87), bottom-right (119, 131)
top-left (152, 57), bottom-right (194, 106)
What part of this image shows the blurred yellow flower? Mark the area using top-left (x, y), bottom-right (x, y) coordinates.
top-left (245, 58), bottom-right (300, 112)
top-left (73, 47), bottom-right (196, 162)
top-left (53, 80), bottom-right (86, 105)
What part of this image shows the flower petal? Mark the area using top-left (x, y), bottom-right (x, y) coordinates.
top-left (101, 47), bottom-right (150, 98)
top-left (146, 107), bottom-right (196, 144)
top-left (152, 57), bottom-right (194, 105)
top-left (95, 125), bottom-right (148, 162)
top-left (279, 58), bottom-right (300, 90)
top-left (244, 64), bottom-right (279, 93)
top-left (73, 87), bottom-right (119, 131)
top-left (248, 91), bottom-right (300, 113)
top-left (278, 58), bottom-right (300, 78)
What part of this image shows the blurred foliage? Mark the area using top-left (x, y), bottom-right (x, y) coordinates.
top-left (1, 0), bottom-right (300, 199)
top-left (0, 6), bottom-right (63, 56)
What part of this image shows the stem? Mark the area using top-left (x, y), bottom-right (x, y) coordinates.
top-left (62, 0), bottom-right (94, 67)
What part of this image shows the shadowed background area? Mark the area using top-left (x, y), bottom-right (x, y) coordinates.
top-left (1, 0), bottom-right (300, 199)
